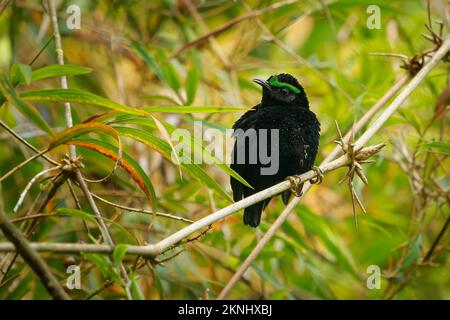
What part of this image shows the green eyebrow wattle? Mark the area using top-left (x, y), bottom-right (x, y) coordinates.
top-left (268, 76), bottom-right (301, 94)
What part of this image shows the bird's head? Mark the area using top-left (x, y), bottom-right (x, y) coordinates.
top-left (253, 73), bottom-right (309, 108)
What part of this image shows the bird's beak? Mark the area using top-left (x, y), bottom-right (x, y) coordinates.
top-left (253, 78), bottom-right (271, 91)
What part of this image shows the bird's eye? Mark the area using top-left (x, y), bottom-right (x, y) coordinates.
top-left (281, 88), bottom-right (290, 95)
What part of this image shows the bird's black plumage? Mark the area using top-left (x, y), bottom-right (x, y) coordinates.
top-left (230, 73), bottom-right (320, 227)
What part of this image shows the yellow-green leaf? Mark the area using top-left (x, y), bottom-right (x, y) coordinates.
top-left (31, 64), bottom-right (92, 83)
top-left (20, 88), bottom-right (149, 116)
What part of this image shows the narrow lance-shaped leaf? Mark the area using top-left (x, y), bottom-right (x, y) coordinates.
top-left (113, 244), bottom-right (128, 269)
top-left (67, 138), bottom-right (158, 212)
top-left (185, 67), bottom-right (199, 106)
top-left (10, 63), bottom-right (32, 86)
top-left (31, 64), bottom-right (92, 83)
top-left (50, 122), bottom-right (123, 181)
top-left (96, 115), bottom-right (252, 189)
top-left (20, 88), bottom-right (149, 116)
top-left (56, 208), bottom-right (137, 244)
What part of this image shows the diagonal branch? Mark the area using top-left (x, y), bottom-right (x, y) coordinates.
top-left (0, 142), bottom-right (385, 256)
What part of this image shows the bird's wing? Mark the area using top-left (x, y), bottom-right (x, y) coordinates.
top-left (232, 104), bottom-right (260, 134)
top-left (230, 104), bottom-right (261, 201)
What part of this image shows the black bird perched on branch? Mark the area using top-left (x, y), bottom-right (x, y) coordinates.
top-left (230, 73), bottom-right (321, 227)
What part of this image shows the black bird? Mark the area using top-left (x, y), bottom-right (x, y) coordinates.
top-left (230, 73), bottom-right (320, 227)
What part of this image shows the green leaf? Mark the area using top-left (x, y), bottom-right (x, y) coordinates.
top-left (152, 116), bottom-right (183, 179)
top-left (398, 109), bottom-right (422, 134)
top-left (69, 138), bottom-right (158, 212)
top-left (20, 88), bottom-right (149, 116)
top-left (421, 142), bottom-right (450, 156)
top-left (10, 63), bottom-right (32, 85)
top-left (113, 244), bottom-right (128, 269)
top-left (143, 105), bottom-right (248, 113)
top-left (158, 52), bottom-right (180, 92)
top-left (163, 120), bottom-right (252, 189)
top-left (130, 40), bottom-right (165, 81)
top-left (116, 126), bottom-right (232, 202)
top-left (55, 208), bottom-right (97, 224)
top-left (0, 78), bottom-right (54, 136)
top-left (55, 208), bottom-right (137, 244)
top-left (399, 234), bottom-right (423, 274)
top-left (140, 94), bottom-right (180, 105)
top-left (297, 208), bottom-right (358, 278)
top-left (31, 64), bottom-right (92, 83)
top-left (82, 253), bottom-right (121, 283)
top-left (185, 67), bottom-right (199, 105)
top-left (49, 122), bottom-right (120, 148)
top-left (130, 273), bottom-right (145, 300)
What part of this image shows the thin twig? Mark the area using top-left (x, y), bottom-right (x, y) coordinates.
top-left (13, 166), bottom-right (61, 213)
top-left (0, 204), bottom-right (70, 299)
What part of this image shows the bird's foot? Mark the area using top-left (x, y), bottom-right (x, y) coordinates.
top-left (286, 175), bottom-right (304, 197)
top-left (309, 166), bottom-right (324, 185)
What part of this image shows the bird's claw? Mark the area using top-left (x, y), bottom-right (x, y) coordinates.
top-left (286, 175), bottom-right (304, 197)
top-left (309, 166), bottom-right (323, 185)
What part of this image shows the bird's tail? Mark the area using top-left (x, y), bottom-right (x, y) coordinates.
top-left (243, 198), bottom-right (271, 227)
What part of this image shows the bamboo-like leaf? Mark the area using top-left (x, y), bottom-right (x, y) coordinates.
top-left (130, 272), bottom-right (145, 300)
top-left (10, 63), bottom-right (32, 85)
top-left (67, 138), bottom-right (157, 211)
top-left (56, 208), bottom-right (137, 244)
top-left (31, 64), bottom-right (92, 83)
top-left (160, 58), bottom-right (180, 92)
top-left (115, 127), bottom-right (232, 202)
top-left (162, 120), bottom-right (253, 189)
top-left (50, 122), bottom-right (121, 148)
top-left (0, 77), bottom-right (54, 136)
top-left (55, 208), bottom-right (98, 224)
top-left (421, 141), bottom-right (450, 155)
top-left (20, 88), bottom-right (149, 116)
top-left (297, 208), bottom-right (358, 278)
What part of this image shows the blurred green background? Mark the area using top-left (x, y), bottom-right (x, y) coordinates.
top-left (0, 0), bottom-right (448, 300)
